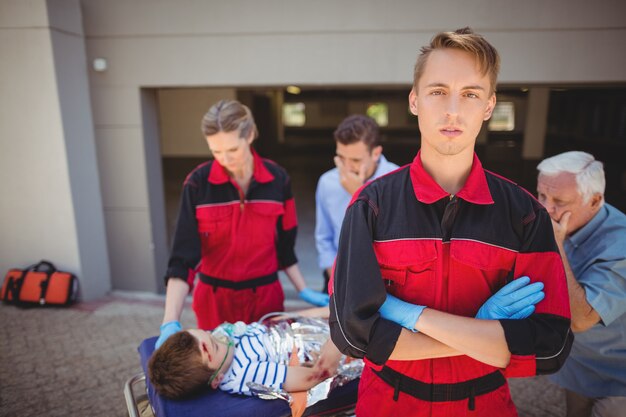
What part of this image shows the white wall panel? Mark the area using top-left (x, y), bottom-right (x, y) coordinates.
top-left (105, 209), bottom-right (158, 291)
top-left (95, 126), bottom-right (150, 208)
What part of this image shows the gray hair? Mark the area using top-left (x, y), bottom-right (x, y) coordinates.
top-left (537, 151), bottom-right (605, 204)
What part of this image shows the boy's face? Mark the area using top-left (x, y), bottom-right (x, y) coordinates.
top-left (187, 329), bottom-right (231, 378)
top-left (409, 48), bottom-right (496, 158)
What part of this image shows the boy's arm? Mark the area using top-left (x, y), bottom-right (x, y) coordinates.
top-left (283, 366), bottom-right (326, 393)
top-left (311, 339), bottom-right (343, 380)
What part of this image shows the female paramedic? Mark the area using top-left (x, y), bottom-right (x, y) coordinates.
top-left (156, 99), bottom-right (328, 348)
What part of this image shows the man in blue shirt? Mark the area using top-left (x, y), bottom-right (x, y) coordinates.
top-left (315, 115), bottom-right (398, 291)
top-left (537, 151), bottom-right (626, 417)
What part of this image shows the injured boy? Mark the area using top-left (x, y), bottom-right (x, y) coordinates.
top-left (148, 315), bottom-right (343, 400)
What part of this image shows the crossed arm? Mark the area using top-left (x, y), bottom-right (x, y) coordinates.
top-left (292, 278), bottom-right (542, 384)
top-left (390, 312), bottom-right (509, 367)
top-left (382, 276), bottom-right (544, 367)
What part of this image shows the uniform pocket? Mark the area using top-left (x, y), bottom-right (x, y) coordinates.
top-left (246, 202), bottom-right (285, 237)
top-left (448, 240), bottom-right (517, 316)
top-left (247, 202), bottom-right (285, 217)
top-left (376, 240), bottom-right (438, 306)
top-left (450, 241), bottom-right (515, 272)
top-left (196, 204), bottom-right (234, 234)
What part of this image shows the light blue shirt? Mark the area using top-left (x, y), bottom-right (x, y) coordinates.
top-left (315, 155), bottom-right (398, 270)
top-left (550, 203), bottom-right (626, 397)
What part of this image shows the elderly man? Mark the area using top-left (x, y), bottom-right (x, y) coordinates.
top-left (537, 151), bottom-right (626, 417)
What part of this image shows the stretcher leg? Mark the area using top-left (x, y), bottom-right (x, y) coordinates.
top-left (124, 372), bottom-right (153, 417)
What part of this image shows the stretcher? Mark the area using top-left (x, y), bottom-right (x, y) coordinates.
top-left (124, 336), bottom-right (359, 417)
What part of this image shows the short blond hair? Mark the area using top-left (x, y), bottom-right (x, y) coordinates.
top-left (201, 99), bottom-right (258, 139)
top-left (413, 27), bottom-right (500, 95)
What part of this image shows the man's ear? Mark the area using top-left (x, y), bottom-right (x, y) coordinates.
top-left (483, 94), bottom-right (496, 121)
top-left (210, 372), bottom-right (224, 389)
top-left (408, 89), bottom-right (418, 116)
top-left (590, 193), bottom-right (603, 209)
top-left (371, 145), bottom-right (382, 162)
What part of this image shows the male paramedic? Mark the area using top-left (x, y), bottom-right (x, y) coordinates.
top-left (329, 27), bottom-right (573, 417)
top-left (315, 114), bottom-right (398, 291)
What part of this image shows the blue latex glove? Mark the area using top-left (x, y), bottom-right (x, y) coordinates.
top-left (379, 294), bottom-right (426, 332)
top-left (299, 288), bottom-right (329, 306)
top-left (155, 320), bottom-right (182, 349)
top-left (476, 276), bottom-right (545, 320)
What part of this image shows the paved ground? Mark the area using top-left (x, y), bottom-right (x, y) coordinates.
top-left (0, 292), bottom-right (567, 417)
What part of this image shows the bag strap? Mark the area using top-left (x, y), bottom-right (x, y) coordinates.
top-left (7, 261), bottom-right (56, 306)
top-left (32, 260), bottom-right (57, 274)
top-left (3, 270), bottom-right (28, 303)
top-left (37, 265), bottom-right (58, 305)
top-left (3, 277), bottom-right (16, 302)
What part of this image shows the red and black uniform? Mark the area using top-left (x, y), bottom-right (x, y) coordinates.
top-left (329, 152), bottom-right (572, 417)
top-left (166, 151), bottom-right (298, 330)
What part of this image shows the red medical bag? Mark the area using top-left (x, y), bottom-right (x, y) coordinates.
top-left (1, 260), bottom-right (78, 306)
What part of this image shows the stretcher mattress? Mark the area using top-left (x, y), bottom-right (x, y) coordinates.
top-left (138, 336), bottom-right (358, 417)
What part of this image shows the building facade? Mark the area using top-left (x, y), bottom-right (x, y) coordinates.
top-left (1, 0), bottom-right (625, 299)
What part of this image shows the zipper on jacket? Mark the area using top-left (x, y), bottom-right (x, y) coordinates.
top-left (238, 189), bottom-right (245, 211)
top-left (441, 195), bottom-right (459, 242)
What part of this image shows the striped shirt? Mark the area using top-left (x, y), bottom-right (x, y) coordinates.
top-left (219, 323), bottom-right (288, 396)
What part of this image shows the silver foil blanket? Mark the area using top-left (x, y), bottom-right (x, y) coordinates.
top-left (246, 313), bottom-right (363, 407)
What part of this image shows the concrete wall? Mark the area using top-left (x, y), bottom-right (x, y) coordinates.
top-left (81, 0), bottom-right (625, 292)
top-left (81, 0), bottom-right (626, 85)
top-left (0, 0), bottom-right (110, 300)
top-left (2, 0), bottom-right (625, 293)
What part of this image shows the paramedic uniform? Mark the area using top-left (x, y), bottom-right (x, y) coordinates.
top-left (330, 152), bottom-right (573, 417)
top-left (166, 151), bottom-right (298, 330)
